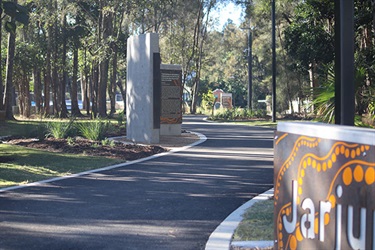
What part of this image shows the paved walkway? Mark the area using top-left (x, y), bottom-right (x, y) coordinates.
top-left (0, 116), bottom-right (274, 250)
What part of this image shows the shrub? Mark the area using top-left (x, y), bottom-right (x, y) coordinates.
top-left (67, 137), bottom-right (75, 146)
top-left (46, 119), bottom-right (75, 139)
top-left (210, 108), bottom-right (267, 121)
top-left (77, 120), bottom-right (112, 141)
top-left (101, 138), bottom-right (116, 147)
top-left (117, 111), bottom-right (125, 126)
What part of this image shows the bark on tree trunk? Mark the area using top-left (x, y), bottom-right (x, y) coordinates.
top-left (44, 4), bottom-right (53, 117)
top-left (33, 68), bottom-right (42, 114)
top-left (44, 69), bottom-right (51, 116)
top-left (4, 21), bottom-right (16, 120)
top-left (116, 79), bottom-right (126, 114)
top-left (98, 9), bottom-right (112, 118)
top-left (109, 42), bottom-right (118, 116)
top-left (71, 45), bottom-right (82, 117)
top-left (60, 15), bottom-right (68, 118)
top-left (92, 63), bottom-right (99, 118)
top-left (309, 61), bottom-right (317, 112)
top-left (83, 47), bottom-right (90, 115)
top-left (22, 73), bottom-right (31, 117)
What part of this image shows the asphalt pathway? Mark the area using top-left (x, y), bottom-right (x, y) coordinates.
top-left (0, 116), bottom-right (274, 250)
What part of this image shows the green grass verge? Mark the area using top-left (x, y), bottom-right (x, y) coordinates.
top-left (0, 144), bottom-right (123, 188)
top-left (0, 120), bottom-right (43, 137)
top-left (232, 199), bottom-right (274, 241)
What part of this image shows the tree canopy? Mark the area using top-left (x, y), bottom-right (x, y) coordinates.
top-left (0, 0), bottom-right (373, 125)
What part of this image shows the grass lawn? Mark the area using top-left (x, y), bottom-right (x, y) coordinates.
top-left (0, 143), bottom-right (123, 188)
top-left (0, 118), bottom-right (128, 188)
top-left (232, 198), bottom-right (274, 241)
top-left (0, 120), bottom-right (43, 137)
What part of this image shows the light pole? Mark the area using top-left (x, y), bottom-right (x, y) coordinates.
top-left (271, 0), bottom-right (276, 122)
top-left (239, 0), bottom-right (253, 110)
top-left (339, 0), bottom-right (355, 126)
top-left (246, 25), bottom-right (253, 110)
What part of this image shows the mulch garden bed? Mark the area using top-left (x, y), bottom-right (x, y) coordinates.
top-left (3, 137), bottom-right (167, 161)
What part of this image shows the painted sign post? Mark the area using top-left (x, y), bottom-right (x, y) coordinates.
top-left (274, 122), bottom-right (375, 249)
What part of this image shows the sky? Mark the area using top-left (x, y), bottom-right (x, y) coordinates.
top-left (211, 2), bottom-right (244, 30)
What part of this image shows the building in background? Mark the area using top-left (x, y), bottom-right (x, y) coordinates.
top-left (213, 89), bottom-right (233, 109)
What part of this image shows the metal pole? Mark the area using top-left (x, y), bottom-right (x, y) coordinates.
top-left (271, 0), bottom-right (276, 122)
top-left (334, 0), bottom-right (341, 124)
top-left (247, 29), bottom-right (252, 110)
top-left (340, 0), bottom-right (355, 126)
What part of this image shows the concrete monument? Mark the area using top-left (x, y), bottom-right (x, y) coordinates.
top-left (126, 33), bottom-right (160, 144)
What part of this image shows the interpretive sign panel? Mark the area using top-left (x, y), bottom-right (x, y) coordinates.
top-left (221, 93), bottom-right (232, 109)
top-left (274, 123), bottom-right (375, 250)
top-left (160, 66), bottom-right (182, 124)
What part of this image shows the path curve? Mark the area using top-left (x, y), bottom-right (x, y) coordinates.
top-left (0, 115), bottom-right (274, 249)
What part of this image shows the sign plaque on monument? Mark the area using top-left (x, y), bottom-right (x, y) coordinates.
top-left (160, 64), bottom-right (182, 135)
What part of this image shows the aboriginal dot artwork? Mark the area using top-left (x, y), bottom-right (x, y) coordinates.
top-left (274, 131), bottom-right (375, 249)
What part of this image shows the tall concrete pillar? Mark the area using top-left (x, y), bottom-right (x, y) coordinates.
top-left (126, 33), bottom-right (160, 144)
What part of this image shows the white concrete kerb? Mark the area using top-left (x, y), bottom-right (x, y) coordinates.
top-left (205, 188), bottom-right (274, 250)
top-left (0, 131), bottom-right (207, 193)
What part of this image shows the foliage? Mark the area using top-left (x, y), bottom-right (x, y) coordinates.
top-left (198, 90), bottom-right (215, 115)
top-left (116, 111), bottom-right (125, 126)
top-left (67, 137), bottom-right (75, 146)
top-left (46, 118), bottom-right (75, 139)
top-left (77, 120), bottom-right (112, 141)
top-left (284, 1), bottom-right (334, 71)
top-left (310, 67), bottom-right (335, 123)
top-left (2, 1), bottom-right (30, 31)
top-left (0, 0), bottom-right (374, 123)
top-left (101, 138), bottom-right (116, 147)
top-left (211, 107), bottom-right (267, 121)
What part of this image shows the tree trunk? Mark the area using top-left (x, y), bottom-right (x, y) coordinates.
top-left (116, 79), bottom-right (126, 114)
top-left (60, 15), bottom-right (68, 118)
top-left (81, 71), bottom-right (87, 109)
top-left (191, 0), bottom-right (212, 114)
top-left (309, 61), bottom-right (317, 112)
top-left (52, 67), bottom-right (59, 116)
top-left (4, 21), bottom-right (16, 120)
top-left (98, 61), bottom-right (109, 117)
top-left (92, 63), bottom-right (99, 118)
top-left (83, 47), bottom-right (90, 115)
top-left (44, 70), bottom-right (51, 116)
top-left (98, 9), bottom-right (112, 118)
top-left (51, 0), bottom-right (59, 116)
top-left (22, 72), bottom-right (31, 117)
top-left (109, 42), bottom-right (118, 116)
top-left (70, 44), bottom-right (82, 117)
top-left (33, 67), bottom-right (42, 114)
top-left (44, 0), bottom-right (53, 117)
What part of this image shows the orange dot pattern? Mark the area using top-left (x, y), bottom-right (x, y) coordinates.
top-left (275, 136), bottom-right (374, 250)
top-left (275, 136), bottom-right (321, 201)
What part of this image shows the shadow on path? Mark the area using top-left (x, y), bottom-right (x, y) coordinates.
top-left (0, 116), bottom-right (274, 250)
